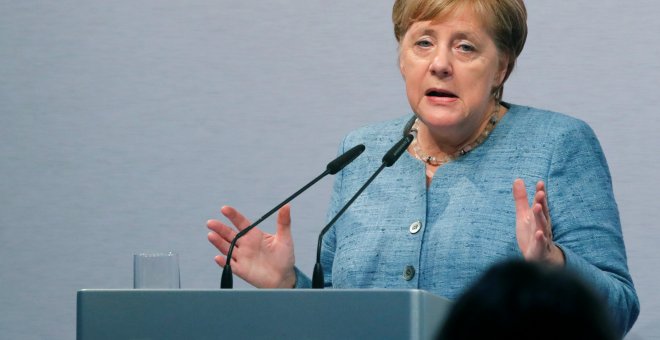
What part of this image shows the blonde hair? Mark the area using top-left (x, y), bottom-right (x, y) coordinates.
top-left (392, 0), bottom-right (527, 100)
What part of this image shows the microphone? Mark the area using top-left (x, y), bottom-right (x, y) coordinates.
top-left (312, 116), bottom-right (417, 288)
top-left (220, 143), bottom-right (365, 289)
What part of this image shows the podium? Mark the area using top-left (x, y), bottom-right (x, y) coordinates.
top-left (77, 289), bottom-right (452, 340)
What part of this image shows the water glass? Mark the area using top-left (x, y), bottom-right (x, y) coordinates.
top-left (133, 252), bottom-right (181, 289)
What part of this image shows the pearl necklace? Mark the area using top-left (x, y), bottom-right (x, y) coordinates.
top-left (411, 105), bottom-right (501, 167)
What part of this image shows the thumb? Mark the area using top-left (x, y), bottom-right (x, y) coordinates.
top-left (512, 178), bottom-right (530, 213)
top-left (276, 204), bottom-right (292, 241)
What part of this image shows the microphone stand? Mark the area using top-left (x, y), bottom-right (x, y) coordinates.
top-left (312, 116), bottom-right (416, 288)
top-left (221, 144), bottom-right (365, 289)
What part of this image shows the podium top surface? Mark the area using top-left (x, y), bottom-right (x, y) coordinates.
top-left (77, 289), bottom-right (452, 340)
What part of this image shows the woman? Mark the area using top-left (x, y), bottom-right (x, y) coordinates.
top-left (207, 0), bottom-right (639, 335)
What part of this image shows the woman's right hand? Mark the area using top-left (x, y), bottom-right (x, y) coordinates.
top-left (207, 204), bottom-right (297, 288)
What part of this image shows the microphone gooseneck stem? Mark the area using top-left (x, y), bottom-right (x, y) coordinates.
top-left (221, 170), bottom-right (329, 289)
top-left (220, 144), bottom-right (366, 289)
top-left (312, 163), bottom-right (387, 288)
top-left (312, 132), bottom-right (414, 288)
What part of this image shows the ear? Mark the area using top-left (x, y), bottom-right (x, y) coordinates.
top-left (496, 53), bottom-right (511, 86)
top-left (399, 52), bottom-right (406, 80)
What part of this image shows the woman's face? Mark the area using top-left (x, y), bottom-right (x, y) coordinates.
top-left (399, 8), bottom-right (508, 143)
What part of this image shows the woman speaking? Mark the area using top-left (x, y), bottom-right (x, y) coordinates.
top-left (207, 0), bottom-right (639, 335)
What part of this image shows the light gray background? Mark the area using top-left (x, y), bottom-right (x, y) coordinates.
top-left (1, 1), bottom-right (658, 339)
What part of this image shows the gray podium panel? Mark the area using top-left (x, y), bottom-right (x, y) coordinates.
top-left (77, 289), bottom-right (451, 340)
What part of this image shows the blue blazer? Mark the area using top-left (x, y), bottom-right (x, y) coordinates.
top-left (295, 103), bottom-right (639, 335)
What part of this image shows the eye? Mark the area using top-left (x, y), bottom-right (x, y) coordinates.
top-left (456, 43), bottom-right (476, 53)
top-left (415, 39), bottom-right (433, 48)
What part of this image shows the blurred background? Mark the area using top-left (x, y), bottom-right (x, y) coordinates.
top-left (1, 1), bottom-right (658, 338)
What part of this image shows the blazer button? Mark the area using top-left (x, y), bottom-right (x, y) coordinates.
top-left (403, 265), bottom-right (416, 281)
top-left (409, 221), bottom-right (422, 234)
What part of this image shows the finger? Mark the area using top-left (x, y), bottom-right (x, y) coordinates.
top-left (536, 181), bottom-right (551, 222)
top-left (535, 180), bottom-right (544, 193)
top-left (533, 203), bottom-right (550, 235)
top-left (214, 254), bottom-right (242, 270)
top-left (534, 190), bottom-right (552, 233)
top-left (513, 178), bottom-right (530, 214)
top-left (276, 204), bottom-right (292, 242)
top-left (533, 190), bottom-right (546, 219)
top-left (213, 254), bottom-right (226, 267)
top-left (208, 231), bottom-right (232, 255)
top-left (221, 206), bottom-right (253, 231)
top-left (535, 229), bottom-right (549, 255)
top-left (207, 219), bottom-right (238, 243)
top-left (522, 229), bottom-right (542, 261)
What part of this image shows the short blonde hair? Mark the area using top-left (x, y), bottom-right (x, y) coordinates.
top-left (392, 0), bottom-right (527, 96)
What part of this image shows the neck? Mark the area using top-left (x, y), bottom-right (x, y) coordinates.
top-left (410, 101), bottom-right (505, 166)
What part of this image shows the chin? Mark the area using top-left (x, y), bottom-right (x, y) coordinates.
top-left (416, 108), bottom-right (467, 128)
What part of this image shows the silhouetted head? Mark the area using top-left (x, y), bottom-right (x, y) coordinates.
top-left (437, 260), bottom-right (618, 340)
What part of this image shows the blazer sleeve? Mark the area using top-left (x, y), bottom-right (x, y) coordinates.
top-left (546, 119), bottom-right (639, 336)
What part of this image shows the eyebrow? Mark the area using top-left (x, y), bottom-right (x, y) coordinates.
top-left (420, 29), bottom-right (437, 37)
top-left (454, 31), bottom-right (479, 41)
top-left (413, 28), bottom-right (480, 41)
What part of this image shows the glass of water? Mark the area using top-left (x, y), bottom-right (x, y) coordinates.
top-left (133, 252), bottom-right (181, 289)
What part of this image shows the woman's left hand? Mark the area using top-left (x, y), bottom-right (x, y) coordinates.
top-left (513, 178), bottom-right (565, 266)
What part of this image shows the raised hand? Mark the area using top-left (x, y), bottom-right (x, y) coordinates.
top-left (513, 179), bottom-right (565, 265)
top-left (207, 205), bottom-right (297, 288)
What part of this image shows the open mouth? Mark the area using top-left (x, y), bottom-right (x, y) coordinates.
top-left (425, 89), bottom-right (458, 98)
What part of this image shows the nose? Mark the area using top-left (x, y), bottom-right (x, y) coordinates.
top-left (429, 49), bottom-right (452, 78)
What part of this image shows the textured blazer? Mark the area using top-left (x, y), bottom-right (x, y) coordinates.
top-left (295, 103), bottom-right (639, 335)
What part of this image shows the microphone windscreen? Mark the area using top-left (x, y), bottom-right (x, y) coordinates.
top-left (403, 115), bottom-right (416, 137)
top-left (382, 134), bottom-right (413, 167)
top-left (326, 144), bottom-right (365, 175)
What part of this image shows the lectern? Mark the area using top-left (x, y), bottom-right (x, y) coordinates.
top-left (77, 289), bottom-right (451, 340)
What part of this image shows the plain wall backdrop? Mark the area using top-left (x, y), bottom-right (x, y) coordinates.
top-left (1, 1), bottom-right (658, 339)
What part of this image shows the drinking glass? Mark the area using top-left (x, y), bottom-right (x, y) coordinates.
top-left (133, 252), bottom-right (181, 289)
